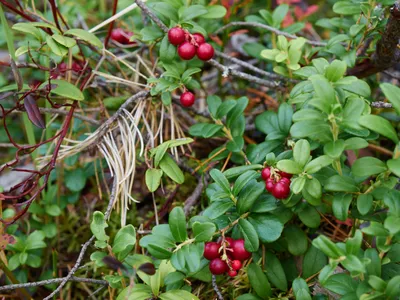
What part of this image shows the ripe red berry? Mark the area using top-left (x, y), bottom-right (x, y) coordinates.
top-left (265, 178), bottom-right (275, 193)
top-left (196, 43), bottom-right (214, 61)
top-left (111, 28), bottom-right (134, 44)
top-left (72, 61), bottom-right (83, 73)
top-left (193, 33), bottom-right (205, 46)
top-left (279, 171), bottom-right (293, 179)
top-left (204, 242), bottom-right (220, 260)
top-left (279, 177), bottom-right (291, 186)
top-left (209, 258), bottom-right (228, 275)
top-left (231, 239), bottom-right (252, 261)
top-left (58, 62), bottom-right (67, 73)
top-left (272, 181), bottom-right (290, 199)
top-left (178, 42), bottom-right (196, 60)
top-left (261, 167), bottom-right (271, 181)
top-left (231, 260), bottom-right (242, 271)
top-left (168, 27), bottom-right (185, 45)
top-left (180, 92), bottom-right (195, 107)
top-left (228, 270), bottom-right (237, 277)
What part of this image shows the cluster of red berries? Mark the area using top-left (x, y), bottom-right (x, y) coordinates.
top-left (110, 28), bottom-right (135, 45)
top-left (204, 238), bottom-right (251, 277)
top-left (261, 167), bottom-right (292, 199)
top-left (168, 27), bottom-right (214, 61)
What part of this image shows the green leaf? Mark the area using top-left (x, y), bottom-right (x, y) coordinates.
top-left (223, 164), bottom-right (263, 180)
top-left (272, 4), bottom-right (289, 28)
top-left (203, 200), bottom-right (234, 219)
top-left (201, 5), bottom-right (227, 19)
top-left (291, 177), bottom-right (306, 195)
top-left (25, 231), bottom-right (46, 250)
top-left (384, 216), bottom-right (400, 235)
top-left (159, 290), bottom-right (200, 300)
top-left (357, 194), bottom-right (373, 215)
top-left (168, 207), bottom-right (187, 242)
top-left (381, 83), bottom-right (400, 115)
top-left (12, 23), bottom-right (42, 41)
top-left (180, 5), bottom-right (208, 21)
top-left (388, 158), bottom-right (400, 177)
top-left (277, 103), bottom-right (293, 134)
top-left (302, 246), bottom-right (327, 278)
top-left (365, 249), bottom-right (381, 277)
top-left (247, 263), bottom-right (272, 299)
top-left (216, 100), bottom-right (236, 119)
top-left (310, 75), bottom-right (336, 113)
top-left (0, 5), bottom-right (16, 61)
top-left (293, 139), bottom-right (310, 167)
top-left (344, 137), bottom-right (368, 150)
top-left (324, 140), bottom-right (345, 158)
top-left (325, 60), bottom-right (347, 82)
top-left (192, 222), bottom-right (216, 242)
top-left (159, 154), bottom-right (184, 184)
top-left (45, 204), bottom-right (61, 216)
top-left (312, 235), bottom-right (345, 259)
top-left (233, 171), bottom-right (258, 196)
top-left (145, 169), bottom-right (163, 192)
top-left (333, 1), bottom-right (361, 15)
top-left (52, 34), bottom-right (76, 48)
top-left (293, 278), bottom-right (312, 300)
top-left (325, 175), bottom-right (359, 193)
top-left (210, 169), bottom-right (231, 193)
top-left (386, 276), bottom-right (400, 299)
top-left (207, 95), bottom-right (222, 118)
top-left (239, 219), bottom-right (259, 252)
top-left (277, 161), bottom-right (303, 176)
top-left (332, 193), bottom-right (352, 221)
top-left (323, 273), bottom-right (357, 295)
top-left (362, 222), bottom-right (390, 237)
top-left (237, 180), bottom-right (264, 214)
top-left (345, 230), bottom-right (362, 256)
top-left (352, 157), bottom-right (387, 177)
top-left (113, 225), bottom-right (136, 260)
top-left (43, 79), bottom-right (84, 101)
top-left (265, 252), bottom-right (287, 291)
top-left (160, 35), bottom-right (176, 62)
top-left (181, 68), bottom-right (201, 83)
top-left (46, 35), bottom-right (68, 57)
top-left (359, 115), bottom-right (399, 143)
top-left (249, 214), bottom-right (284, 243)
top-left (189, 123), bottom-right (223, 138)
top-left (64, 28), bottom-right (103, 48)
top-left (90, 211), bottom-right (109, 242)
top-left (304, 155), bottom-right (333, 174)
top-left (298, 205), bottom-right (320, 228)
top-left (65, 169), bottom-right (87, 192)
top-left (284, 225), bottom-right (308, 255)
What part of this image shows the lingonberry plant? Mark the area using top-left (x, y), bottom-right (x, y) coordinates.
top-left (1, 0), bottom-right (400, 299)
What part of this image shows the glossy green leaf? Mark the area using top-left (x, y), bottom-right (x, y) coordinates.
top-left (352, 157), bottom-right (387, 177)
top-left (159, 154), bottom-right (184, 184)
top-left (302, 246), bottom-right (327, 278)
top-left (145, 169), bottom-right (163, 192)
top-left (90, 211), bottom-right (109, 242)
top-left (192, 222), bottom-right (216, 242)
top-left (381, 83), bottom-right (400, 115)
top-left (247, 263), bottom-right (272, 299)
top-left (239, 219), bottom-right (259, 252)
top-left (64, 28), bottom-right (103, 48)
top-left (168, 207), bottom-right (187, 242)
top-left (237, 180), bottom-right (264, 214)
top-left (249, 213), bottom-right (283, 243)
top-left (359, 115), bottom-right (399, 143)
top-left (265, 251), bottom-right (287, 291)
top-left (284, 225), bottom-right (308, 255)
top-left (332, 193), bottom-right (352, 221)
top-left (293, 139), bottom-right (310, 167)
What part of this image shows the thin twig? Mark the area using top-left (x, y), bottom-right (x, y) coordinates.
top-left (43, 177), bottom-right (118, 300)
top-left (0, 276), bottom-right (108, 291)
top-left (213, 21), bottom-right (327, 47)
top-left (212, 275), bottom-right (224, 300)
top-left (134, 0), bottom-right (168, 33)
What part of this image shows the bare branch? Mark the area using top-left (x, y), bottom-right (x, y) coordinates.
top-left (134, 0), bottom-right (168, 33)
top-left (213, 21), bottom-right (327, 47)
top-left (212, 275), bottom-right (224, 300)
top-left (0, 276), bottom-right (108, 292)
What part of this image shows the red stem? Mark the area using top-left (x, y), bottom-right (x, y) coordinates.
top-left (103, 0), bottom-right (119, 48)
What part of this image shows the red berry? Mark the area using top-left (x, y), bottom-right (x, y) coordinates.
top-left (272, 182), bottom-right (290, 199)
top-left (261, 167), bottom-right (271, 181)
top-left (193, 33), bottom-right (205, 46)
top-left (231, 260), bottom-right (242, 271)
top-left (111, 28), bottom-right (134, 44)
top-left (231, 239), bottom-right (252, 261)
top-left (72, 61), bottom-right (83, 73)
top-left (180, 92), bottom-right (195, 107)
top-left (209, 258), bottom-right (228, 275)
top-left (279, 177), bottom-right (291, 186)
top-left (279, 171), bottom-right (293, 179)
top-left (265, 178), bottom-right (275, 193)
top-left (168, 27), bottom-right (185, 45)
top-left (196, 43), bottom-right (214, 61)
top-left (58, 62), bottom-right (67, 73)
top-left (204, 242), bottom-right (220, 260)
top-left (178, 42), bottom-right (196, 60)
top-left (228, 270), bottom-right (237, 277)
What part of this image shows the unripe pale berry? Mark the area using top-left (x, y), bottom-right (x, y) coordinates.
top-left (178, 42), bottom-right (196, 60)
top-left (204, 242), bottom-right (220, 260)
top-left (196, 43), bottom-right (214, 61)
top-left (209, 258), bottom-right (228, 275)
top-left (168, 27), bottom-right (185, 45)
top-left (180, 92), bottom-right (195, 107)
